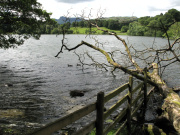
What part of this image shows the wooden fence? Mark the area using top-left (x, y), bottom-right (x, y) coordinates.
top-left (31, 73), bottom-right (153, 135)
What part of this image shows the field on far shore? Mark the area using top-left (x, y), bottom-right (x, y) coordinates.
top-left (70, 27), bottom-right (127, 35)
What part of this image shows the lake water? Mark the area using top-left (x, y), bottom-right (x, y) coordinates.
top-left (0, 35), bottom-right (179, 133)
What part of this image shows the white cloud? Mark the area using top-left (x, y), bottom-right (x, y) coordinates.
top-left (37, 0), bottom-right (180, 19)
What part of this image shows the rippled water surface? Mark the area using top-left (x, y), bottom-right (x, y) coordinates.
top-left (0, 35), bottom-right (179, 134)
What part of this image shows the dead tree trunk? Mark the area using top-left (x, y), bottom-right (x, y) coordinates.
top-left (56, 20), bottom-right (180, 133)
top-left (57, 39), bottom-right (180, 133)
top-left (147, 63), bottom-right (180, 133)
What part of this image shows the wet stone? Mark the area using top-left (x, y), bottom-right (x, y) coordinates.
top-left (70, 90), bottom-right (86, 97)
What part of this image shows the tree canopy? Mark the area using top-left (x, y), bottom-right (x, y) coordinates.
top-left (128, 9), bottom-right (180, 38)
top-left (0, 0), bottom-right (53, 49)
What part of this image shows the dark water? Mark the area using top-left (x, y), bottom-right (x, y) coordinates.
top-left (0, 35), bottom-right (179, 133)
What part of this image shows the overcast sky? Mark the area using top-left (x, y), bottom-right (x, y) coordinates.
top-left (37, 0), bottom-right (180, 19)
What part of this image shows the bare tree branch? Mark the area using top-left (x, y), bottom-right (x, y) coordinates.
top-left (55, 10), bottom-right (180, 133)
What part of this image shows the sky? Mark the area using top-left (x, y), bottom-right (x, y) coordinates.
top-left (37, 0), bottom-right (180, 19)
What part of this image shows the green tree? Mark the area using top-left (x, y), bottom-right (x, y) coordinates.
top-left (121, 25), bottom-right (129, 32)
top-left (138, 16), bottom-right (151, 26)
top-left (164, 22), bottom-right (180, 39)
top-left (64, 22), bottom-right (71, 29)
top-left (46, 25), bottom-right (53, 34)
top-left (40, 25), bottom-right (46, 34)
top-left (108, 20), bottom-right (120, 30)
top-left (0, 0), bottom-right (53, 49)
top-left (79, 21), bottom-right (85, 27)
top-left (72, 22), bottom-right (78, 27)
top-left (102, 20), bottom-right (108, 27)
top-left (166, 9), bottom-right (180, 22)
top-left (128, 9), bottom-right (180, 37)
top-left (152, 9), bottom-right (180, 31)
top-left (128, 22), bottom-right (145, 36)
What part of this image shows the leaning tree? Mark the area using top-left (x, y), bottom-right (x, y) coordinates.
top-left (0, 0), bottom-right (54, 49)
top-left (56, 9), bottom-right (180, 134)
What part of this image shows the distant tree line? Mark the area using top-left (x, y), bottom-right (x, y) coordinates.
top-left (16, 8), bottom-right (180, 39)
top-left (128, 9), bottom-right (180, 38)
top-left (39, 20), bottom-right (73, 34)
top-left (71, 17), bottom-right (137, 32)
top-left (38, 17), bottom-right (136, 34)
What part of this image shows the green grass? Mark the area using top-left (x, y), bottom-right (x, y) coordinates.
top-left (88, 126), bottom-right (128, 135)
top-left (70, 27), bottom-right (127, 35)
top-left (89, 129), bottom-right (117, 135)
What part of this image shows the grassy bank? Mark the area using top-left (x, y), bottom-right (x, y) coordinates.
top-left (70, 27), bottom-right (127, 35)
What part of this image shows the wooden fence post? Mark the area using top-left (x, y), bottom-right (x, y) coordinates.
top-left (143, 68), bottom-right (147, 120)
top-left (127, 76), bottom-right (133, 135)
top-left (96, 92), bottom-right (104, 135)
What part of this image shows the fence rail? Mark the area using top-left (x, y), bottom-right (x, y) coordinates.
top-left (31, 73), bottom-right (154, 135)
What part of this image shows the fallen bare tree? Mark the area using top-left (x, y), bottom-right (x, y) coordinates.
top-left (56, 10), bottom-right (180, 134)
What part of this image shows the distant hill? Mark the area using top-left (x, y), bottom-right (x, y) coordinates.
top-left (55, 16), bottom-right (82, 24)
top-left (55, 16), bottom-right (138, 24)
